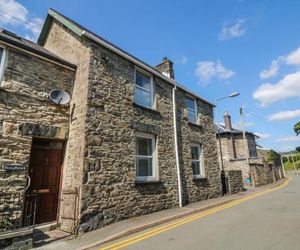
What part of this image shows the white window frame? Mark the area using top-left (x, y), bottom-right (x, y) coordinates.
top-left (135, 132), bottom-right (158, 182)
top-left (191, 143), bottom-right (205, 179)
top-left (185, 96), bottom-right (198, 124)
top-left (134, 67), bottom-right (155, 109)
top-left (0, 45), bottom-right (7, 84)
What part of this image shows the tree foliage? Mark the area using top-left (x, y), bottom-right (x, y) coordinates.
top-left (294, 121), bottom-right (300, 135)
top-left (296, 146), bottom-right (300, 152)
top-left (267, 150), bottom-right (277, 164)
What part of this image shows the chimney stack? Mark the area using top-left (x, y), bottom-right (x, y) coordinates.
top-left (224, 111), bottom-right (232, 131)
top-left (155, 57), bottom-right (175, 79)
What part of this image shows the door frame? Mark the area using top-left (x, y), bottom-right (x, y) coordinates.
top-left (25, 137), bottom-right (66, 225)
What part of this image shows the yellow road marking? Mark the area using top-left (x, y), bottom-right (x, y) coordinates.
top-left (99, 177), bottom-right (291, 250)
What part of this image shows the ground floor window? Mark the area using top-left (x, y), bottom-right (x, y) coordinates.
top-left (136, 132), bottom-right (157, 181)
top-left (191, 143), bottom-right (204, 178)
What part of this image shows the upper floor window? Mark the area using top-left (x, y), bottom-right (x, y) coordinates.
top-left (134, 69), bottom-right (154, 108)
top-left (0, 47), bottom-right (6, 82)
top-left (191, 144), bottom-right (204, 178)
top-left (185, 97), bottom-right (197, 123)
top-left (135, 132), bottom-right (157, 182)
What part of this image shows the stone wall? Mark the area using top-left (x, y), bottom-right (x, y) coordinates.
top-left (43, 20), bottom-right (91, 232)
top-left (217, 133), bottom-right (258, 183)
top-left (250, 163), bottom-right (274, 187)
top-left (0, 43), bottom-right (74, 231)
top-left (0, 45), bottom-right (74, 193)
top-left (224, 170), bottom-right (243, 194)
top-left (77, 41), bottom-right (179, 232)
top-left (176, 89), bottom-right (221, 205)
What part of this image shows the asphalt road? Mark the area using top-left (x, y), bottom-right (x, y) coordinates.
top-left (99, 176), bottom-right (300, 250)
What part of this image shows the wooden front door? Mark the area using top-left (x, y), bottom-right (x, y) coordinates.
top-left (26, 139), bottom-right (64, 224)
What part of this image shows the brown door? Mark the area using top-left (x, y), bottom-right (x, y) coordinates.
top-left (26, 140), bottom-right (64, 224)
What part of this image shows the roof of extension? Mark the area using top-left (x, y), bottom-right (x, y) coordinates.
top-left (0, 29), bottom-right (76, 69)
top-left (215, 124), bottom-right (259, 138)
top-left (38, 8), bottom-right (215, 107)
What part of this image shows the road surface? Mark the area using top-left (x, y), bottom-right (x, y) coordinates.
top-left (98, 176), bottom-right (300, 250)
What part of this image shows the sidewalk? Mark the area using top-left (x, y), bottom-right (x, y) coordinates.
top-left (37, 179), bottom-right (287, 250)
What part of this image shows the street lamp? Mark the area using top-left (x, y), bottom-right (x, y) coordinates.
top-left (215, 92), bottom-right (240, 194)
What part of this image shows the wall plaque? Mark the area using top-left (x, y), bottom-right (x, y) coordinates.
top-left (3, 164), bottom-right (26, 172)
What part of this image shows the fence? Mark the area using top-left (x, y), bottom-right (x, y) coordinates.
top-left (0, 192), bottom-right (37, 233)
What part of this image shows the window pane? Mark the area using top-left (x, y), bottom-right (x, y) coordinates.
top-left (137, 137), bottom-right (152, 156)
top-left (136, 71), bottom-right (151, 90)
top-left (192, 161), bottom-right (201, 175)
top-left (185, 97), bottom-right (195, 110)
top-left (188, 110), bottom-right (197, 123)
top-left (135, 87), bottom-right (151, 107)
top-left (191, 146), bottom-right (199, 160)
top-left (137, 158), bottom-right (153, 176)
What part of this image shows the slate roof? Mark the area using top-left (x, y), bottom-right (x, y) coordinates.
top-left (38, 8), bottom-right (215, 107)
top-left (215, 124), bottom-right (259, 138)
top-left (0, 29), bottom-right (76, 69)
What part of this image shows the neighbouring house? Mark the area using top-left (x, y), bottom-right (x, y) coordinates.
top-left (0, 28), bottom-right (76, 247)
top-left (0, 8), bottom-right (222, 235)
top-left (216, 111), bottom-right (284, 188)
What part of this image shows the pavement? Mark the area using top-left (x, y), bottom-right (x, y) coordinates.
top-left (36, 178), bottom-right (288, 250)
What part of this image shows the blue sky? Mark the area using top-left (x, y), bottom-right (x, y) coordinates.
top-left (1, 0), bottom-right (300, 152)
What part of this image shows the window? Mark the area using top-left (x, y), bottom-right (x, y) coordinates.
top-left (134, 69), bottom-right (154, 108)
top-left (191, 144), bottom-right (204, 178)
top-left (136, 133), bottom-right (157, 181)
top-left (185, 97), bottom-right (197, 123)
top-left (0, 47), bottom-right (6, 82)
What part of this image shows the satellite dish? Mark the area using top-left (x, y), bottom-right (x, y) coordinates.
top-left (49, 89), bottom-right (70, 105)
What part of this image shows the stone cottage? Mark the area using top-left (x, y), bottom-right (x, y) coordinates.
top-left (216, 111), bottom-right (284, 187)
top-left (0, 28), bottom-right (76, 229)
top-left (0, 8), bottom-right (222, 235)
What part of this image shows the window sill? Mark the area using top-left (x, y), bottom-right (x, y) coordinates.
top-left (135, 180), bottom-right (161, 185)
top-left (193, 176), bottom-right (207, 181)
top-left (188, 122), bottom-right (202, 129)
top-left (133, 102), bottom-right (161, 115)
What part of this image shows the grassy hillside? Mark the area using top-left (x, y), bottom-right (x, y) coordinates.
top-left (283, 152), bottom-right (300, 170)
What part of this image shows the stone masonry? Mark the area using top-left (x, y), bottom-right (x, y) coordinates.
top-left (0, 35), bottom-right (75, 239)
top-left (40, 10), bottom-right (222, 233)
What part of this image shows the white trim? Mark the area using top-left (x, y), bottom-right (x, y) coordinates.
top-left (134, 67), bottom-right (155, 109)
top-left (135, 132), bottom-right (158, 182)
top-left (0, 45), bottom-right (7, 84)
top-left (191, 143), bottom-right (205, 178)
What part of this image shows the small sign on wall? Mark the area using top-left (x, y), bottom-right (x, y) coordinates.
top-left (3, 164), bottom-right (26, 172)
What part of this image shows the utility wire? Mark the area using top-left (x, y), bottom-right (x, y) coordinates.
top-left (0, 10), bottom-right (40, 29)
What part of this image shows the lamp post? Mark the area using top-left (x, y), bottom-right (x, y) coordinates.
top-left (215, 92), bottom-right (240, 194)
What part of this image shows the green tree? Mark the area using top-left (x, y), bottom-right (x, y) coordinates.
top-left (294, 121), bottom-right (300, 135)
top-left (267, 150), bottom-right (277, 164)
top-left (296, 146), bottom-right (300, 152)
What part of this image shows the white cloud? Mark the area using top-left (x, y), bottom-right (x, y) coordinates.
top-left (259, 57), bottom-right (283, 79)
top-left (277, 136), bottom-right (300, 143)
top-left (175, 56), bottom-right (187, 65)
top-left (254, 133), bottom-right (271, 139)
top-left (0, 0), bottom-right (43, 41)
top-left (286, 47), bottom-right (300, 65)
top-left (219, 19), bottom-right (246, 41)
top-left (253, 71), bottom-right (300, 106)
top-left (268, 109), bottom-right (300, 122)
top-left (195, 60), bottom-right (235, 85)
top-left (259, 46), bottom-right (300, 79)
